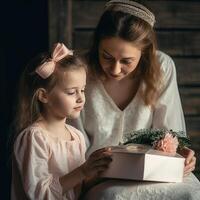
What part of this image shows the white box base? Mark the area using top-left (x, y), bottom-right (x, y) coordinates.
top-left (100, 144), bottom-right (185, 183)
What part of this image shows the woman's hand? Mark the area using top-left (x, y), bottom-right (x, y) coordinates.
top-left (178, 147), bottom-right (196, 176)
top-left (80, 147), bottom-right (112, 178)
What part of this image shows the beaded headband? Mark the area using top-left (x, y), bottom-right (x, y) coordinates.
top-left (105, 0), bottom-right (155, 27)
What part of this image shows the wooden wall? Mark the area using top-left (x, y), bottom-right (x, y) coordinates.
top-left (49, 0), bottom-right (200, 177)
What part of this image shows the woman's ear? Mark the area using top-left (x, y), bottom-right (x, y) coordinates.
top-left (37, 88), bottom-right (49, 103)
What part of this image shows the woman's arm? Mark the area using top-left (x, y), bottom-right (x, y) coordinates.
top-left (178, 147), bottom-right (196, 176)
top-left (152, 52), bottom-right (196, 175)
top-left (152, 52), bottom-right (186, 132)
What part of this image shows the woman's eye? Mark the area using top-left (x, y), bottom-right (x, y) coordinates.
top-left (81, 89), bottom-right (85, 93)
top-left (103, 54), bottom-right (113, 60)
top-left (121, 60), bottom-right (132, 65)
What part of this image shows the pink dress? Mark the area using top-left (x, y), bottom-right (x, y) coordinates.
top-left (11, 124), bottom-right (86, 200)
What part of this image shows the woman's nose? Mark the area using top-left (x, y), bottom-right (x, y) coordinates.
top-left (111, 61), bottom-right (121, 75)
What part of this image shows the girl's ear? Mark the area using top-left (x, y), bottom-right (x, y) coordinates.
top-left (37, 88), bottom-right (49, 103)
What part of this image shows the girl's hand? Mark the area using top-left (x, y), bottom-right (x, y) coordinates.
top-left (178, 147), bottom-right (196, 176)
top-left (80, 147), bottom-right (112, 178)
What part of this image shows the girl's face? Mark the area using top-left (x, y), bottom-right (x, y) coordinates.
top-left (99, 37), bottom-right (142, 81)
top-left (45, 67), bottom-right (86, 119)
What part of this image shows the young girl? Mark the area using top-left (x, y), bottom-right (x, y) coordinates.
top-left (11, 43), bottom-right (112, 200)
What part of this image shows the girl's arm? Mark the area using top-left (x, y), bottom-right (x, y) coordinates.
top-left (14, 129), bottom-right (64, 199)
top-left (59, 166), bottom-right (85, 194)
top-left (14, 128), bottom-right (112, 199)
top-left (59, 147), bottom-right (112, 193)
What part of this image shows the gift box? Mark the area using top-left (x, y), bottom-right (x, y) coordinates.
top-left (100, 144), bottom-right (185, 183)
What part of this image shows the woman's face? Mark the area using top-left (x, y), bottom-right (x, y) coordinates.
top-left (99, 37), bottom-right (142, 81)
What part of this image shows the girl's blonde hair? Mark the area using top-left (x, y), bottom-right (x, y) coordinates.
top-left (14, 51), bottom-right (87, 136)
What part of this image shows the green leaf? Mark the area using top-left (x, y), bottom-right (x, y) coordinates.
top-left (123, 129), bottom-right (190, 149)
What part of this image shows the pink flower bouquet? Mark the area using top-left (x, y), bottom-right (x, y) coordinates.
top-left (123, 129), bottom-right (190, 156)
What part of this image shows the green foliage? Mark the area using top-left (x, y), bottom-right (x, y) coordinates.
top-left (123, 129), bottom-right (191, 149)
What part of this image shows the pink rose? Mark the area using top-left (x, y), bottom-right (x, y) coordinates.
top-left (153, 133), bottom-right (179, 156)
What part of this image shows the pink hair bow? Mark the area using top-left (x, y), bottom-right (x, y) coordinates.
top-left (35, 43), bottom-right (73, 79)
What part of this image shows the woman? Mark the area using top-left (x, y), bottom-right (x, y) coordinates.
top-left (70, 0), bottom-right (200, 199)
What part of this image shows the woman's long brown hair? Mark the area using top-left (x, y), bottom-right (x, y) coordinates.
top-left (87, 9), bottom-right (162, 107)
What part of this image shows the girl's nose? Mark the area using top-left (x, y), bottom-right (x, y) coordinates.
top-left (111, 61), bottom-right (121, 75)
top-left (76, 92), bottom-right (84, 103)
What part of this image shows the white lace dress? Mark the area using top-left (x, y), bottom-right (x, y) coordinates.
top-left (70, 51), bottom-right (200, 199)
top-left (83, 174), bottom-right (200, 200)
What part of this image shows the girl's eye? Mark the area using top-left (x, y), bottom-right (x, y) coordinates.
top-left (67, 92), bottom-right (75, 95)
top-left (65, 91), bottom-right (75, 95)
top-left (65, 89), bottom-right (85, 95)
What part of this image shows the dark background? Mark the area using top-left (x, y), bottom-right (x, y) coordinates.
top-left (0, 1), bottom-right (48, 199)
top-left (1, 1), bottom-right (200, 199)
